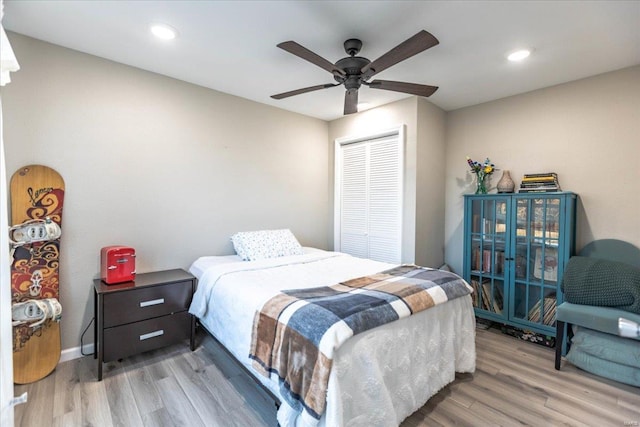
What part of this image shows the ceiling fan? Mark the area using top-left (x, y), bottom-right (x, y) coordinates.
top-left (271, 30), bottom-right (439, 115)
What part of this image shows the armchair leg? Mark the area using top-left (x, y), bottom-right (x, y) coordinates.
top-left (555, 320), bottom-right (565, 370)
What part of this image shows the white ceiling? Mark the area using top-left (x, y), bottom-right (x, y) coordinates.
top-left (3, 1), bottom-right (639, 121)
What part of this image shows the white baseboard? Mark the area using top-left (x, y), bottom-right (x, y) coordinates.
top-left (60, 343), bottom-right (94, 363)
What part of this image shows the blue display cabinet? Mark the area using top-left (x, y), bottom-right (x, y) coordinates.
top-left (463, 192), bottom-right (577, 336)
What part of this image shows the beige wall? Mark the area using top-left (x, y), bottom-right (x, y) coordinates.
top-left (416, 98), bottom-right (446, 267)
top-left (328, 96), bottom-right (447, 267)
top-left (444, 65), bottom-right (640, 274)
top-left (2, 33), bottom-right (330, 351)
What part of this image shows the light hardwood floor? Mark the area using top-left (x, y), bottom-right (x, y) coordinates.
top-left (14, 326), bottom-right (640, 427)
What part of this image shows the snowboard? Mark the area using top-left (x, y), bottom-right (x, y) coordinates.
top-left (10, 165), bottom-right (64, 384)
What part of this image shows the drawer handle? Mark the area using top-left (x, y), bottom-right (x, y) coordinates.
top-left (140, 330), bottom-right (164, 341)
top-left (140, 298), bottom-right (164, 308)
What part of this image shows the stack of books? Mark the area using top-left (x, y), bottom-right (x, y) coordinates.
top-left (470, 278), bottom-right (503, 314)
top-left (519, 172), bottom-right (561, 193)
top-left (528, 296), bottom-right (557, 326)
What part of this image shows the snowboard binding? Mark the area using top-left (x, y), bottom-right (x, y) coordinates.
top-left (12, 298), bottom-right (62, 329)
top-left (9, 217), bottom-right (61, 248)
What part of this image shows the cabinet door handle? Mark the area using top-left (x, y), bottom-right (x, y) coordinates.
top-left (140, 298), bottom-right (164, 307)
top-left (139, 330), bottom-right (164, 341)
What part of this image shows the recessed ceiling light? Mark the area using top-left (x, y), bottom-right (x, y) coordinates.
top-left (150, 23), bottom-right (177, 40)
top-left (507, 49), bottom-right (531, 62)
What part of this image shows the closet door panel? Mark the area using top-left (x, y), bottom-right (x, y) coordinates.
top-left (368, 137), bottom-right (402, 263)
top-left (337, 133), bottom-right (402, 264)
top-left (340, 143), bottom-right (368, 258)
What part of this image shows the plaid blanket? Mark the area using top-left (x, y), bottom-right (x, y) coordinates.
top-left (249, 265), bottom-right (472, 420)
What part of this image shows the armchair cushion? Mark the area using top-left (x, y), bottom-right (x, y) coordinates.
top-left (556, 302), bottom-right (640, 339)
top-left (561, 256), bottom-right (640, 314)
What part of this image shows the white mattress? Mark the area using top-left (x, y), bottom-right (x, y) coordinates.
top-left (189, 249), bottom-right (476, 427)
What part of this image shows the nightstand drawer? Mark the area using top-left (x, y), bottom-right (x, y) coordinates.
top-left (103, 311), bottom-right (190, 362)
top-left (103, 281), bottom-right (192, 328)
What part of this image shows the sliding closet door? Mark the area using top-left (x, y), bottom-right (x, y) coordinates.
top-left (336, 131), bottom-right (403, 264)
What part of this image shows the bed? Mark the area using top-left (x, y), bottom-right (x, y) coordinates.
top-left (188, 244), bottom-right (476, 427)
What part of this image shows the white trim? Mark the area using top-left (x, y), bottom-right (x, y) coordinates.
top-left (334, 125), bottom-right (405, 262)
top-left (59, 343), bottom-right (94, 363)
top-left (334, 126), bottom-right (404, 147)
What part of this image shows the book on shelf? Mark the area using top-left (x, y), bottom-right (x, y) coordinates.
top-left (519, 186), bottom-right (561, 193)
top-left (481, 283), bottom-right (491, 311)
top-left (471, 248), bottom-right (479, 270)
top-left (471, 248), bottom-right (492, 272)
top-left (494, 251), bottom-right (505, 275)
top-left (543, 297), bottom-right (556, 325)
top-left (470, 278), bottom-right (486, 308)
top-left (522, 172), bottom-right (558, 179)
top-left (520, 181), bottom-right (560, 188)
top-left (543, 301), bottom-right (557, 325)
top-left (483, 250), bottom-right (491, 273)
top-left (470, 278), bottom-right (492, 311)
top-left (520, 176), bottom-right (558, 183)
top-left (490, 283), bottom-right (504, 314)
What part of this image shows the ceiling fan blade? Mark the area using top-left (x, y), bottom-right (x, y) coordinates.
top-left (368, 80), bottom-right (438, 97)
top-left (361, 30), bottom-right (439, 80)
top-left (344, 89), bottom-right (358, 115)
top-left (277, 41), bottom-right (346, 77)
top-left (271, 83), bottom-right (339, 100)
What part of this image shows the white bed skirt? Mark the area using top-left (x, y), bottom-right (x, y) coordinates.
top-left (199, 295), bottom-right (476, 427)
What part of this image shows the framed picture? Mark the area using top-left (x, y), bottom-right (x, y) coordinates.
top-left (533, 247), bottom-right (558, 281)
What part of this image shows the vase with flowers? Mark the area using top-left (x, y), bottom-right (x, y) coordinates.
top-left (466, 156), bottom-right (495, 194)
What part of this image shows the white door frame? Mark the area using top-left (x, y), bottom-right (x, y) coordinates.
top-left (1, 9), bottom-right (20, 423)
top-left (0, 99), bottom-right (15, 427)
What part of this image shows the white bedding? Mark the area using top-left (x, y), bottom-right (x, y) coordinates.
top-left (189, 249), bottom-right (476, 427)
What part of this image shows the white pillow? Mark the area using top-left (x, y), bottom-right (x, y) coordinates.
top-left (230, 229), bottom-right (303, 261)
top-left (230, 234), bottom-right (249, 260)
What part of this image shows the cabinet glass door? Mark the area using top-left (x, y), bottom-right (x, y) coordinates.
top-left (468, 197), bottom-right (508, 319)
top-left (511, 196), bottom-right (561, 328)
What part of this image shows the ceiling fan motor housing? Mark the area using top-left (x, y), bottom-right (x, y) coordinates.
top-left (334, 56), bottom-right (371, 88)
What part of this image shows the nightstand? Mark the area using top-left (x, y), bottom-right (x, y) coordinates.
top-left (93, 269), bottom-right (196, 380)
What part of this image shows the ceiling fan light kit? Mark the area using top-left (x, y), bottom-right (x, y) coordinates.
top-left (271, 30), bottom-right (440, 115)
